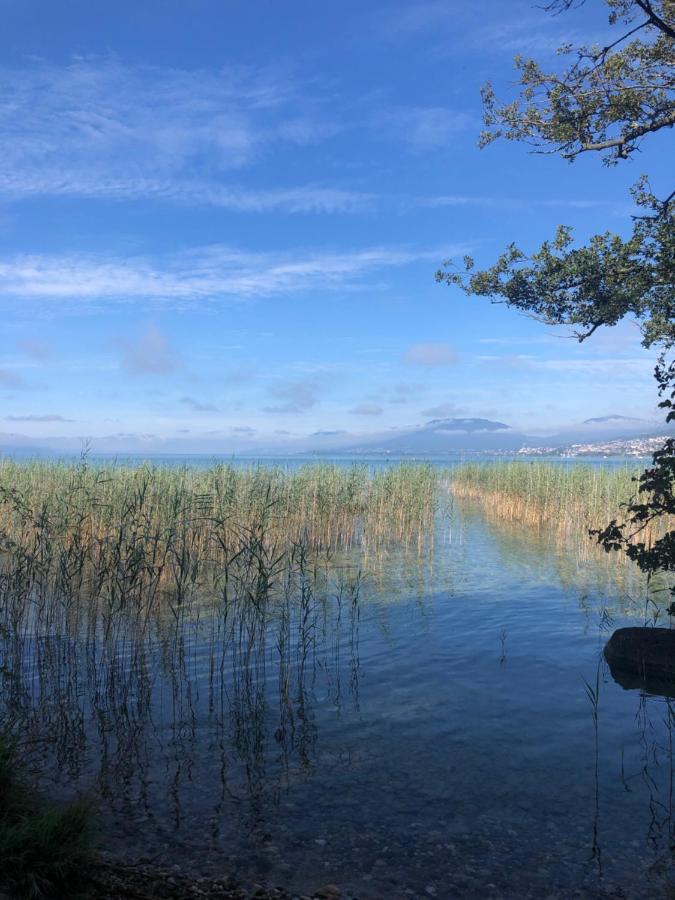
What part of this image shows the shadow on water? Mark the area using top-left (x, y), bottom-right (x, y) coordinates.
top-left (608, 660), bottom-right (675, 699)
top-left (1, 489), bottom-right (675, 897)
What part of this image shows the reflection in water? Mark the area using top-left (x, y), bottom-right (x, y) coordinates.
top-left (2, 502), bottom-right (675, 897)
top-left (4, 555), bottom-right (362, 811)
top-left (607, 655), bottom-right (675, 699)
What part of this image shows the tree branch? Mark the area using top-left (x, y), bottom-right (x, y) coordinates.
top-left (634, 0), bottom-right (675, 39)
top-left (573, 109), bottom-right (675, 157)
top-left (572, 320), bottom-right (606, 341)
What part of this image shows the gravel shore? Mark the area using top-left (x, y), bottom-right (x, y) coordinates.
top-left (86, 861), bottom-right (345, 900)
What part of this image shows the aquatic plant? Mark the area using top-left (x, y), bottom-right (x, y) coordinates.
top-left (0, 730), bottom-right (92, 899)
top-left (451, 461), bottom-right (671, 543)
top-left (0, 460), bottom-right (437, 635)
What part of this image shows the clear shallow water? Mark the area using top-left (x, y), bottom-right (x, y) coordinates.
top-left (4, 488), bottom-right (674, 899)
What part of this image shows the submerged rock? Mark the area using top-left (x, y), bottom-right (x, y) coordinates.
top-left (604, 627), bottom-right (675, 690)
top-left (314, 887), bottom-right (341, 899)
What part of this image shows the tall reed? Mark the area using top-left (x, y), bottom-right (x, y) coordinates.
top-left (451, 461), bottom-right (671, 548)
top-left (0, 460), bottom-right (438, 637)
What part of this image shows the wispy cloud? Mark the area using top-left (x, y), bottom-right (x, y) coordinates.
top-left (118, 325), bottom-right (181, 375)
top-left (421, 402), bottom-right (463, 418)
top-left (389, 381), bottom-right (427, 404)
top-left (349, 403), bottom-right (383, 416)
top-left (0, 244), bottom-right (459, 306)
top-left (0, 171), bottom-right (373, 214)
top-left (418, 195), bottom-right (618, 212)
top-left (471, 15), bottom-right (591, 55)
top-left (0, 368), bottom-right (24, 387)
top-left (377, 2), bottom-right (455, 39)
top-left (17, 338), bottom-right (53, 360)
top-left (180, 396), bottom-right (219, 412)
top-left (5, 414), bottom-right (74, 422)
top-left (404, 342), bottom-right (458, 367)
top-left (263, 376), bottom-right (324, 413)
top-left (478, 354), bottom-right (653, 378)
top-left (0, 58), bottom-right (362, 212)
top-left (376, 107), bottom-right (473, 151)
top-left (311, 430), bottom-right (347, 437)
top-left (372, 1), bottom-right (590, 57)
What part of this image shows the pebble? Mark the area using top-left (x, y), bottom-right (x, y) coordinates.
top-left (313, 886), bottom-right (341, 899)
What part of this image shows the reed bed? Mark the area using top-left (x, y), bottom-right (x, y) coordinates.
top-left (451, 461), bottom-right (671, 549)
top-left (1, 461), bottom-right (407, 794)
top-left (0, 459), bottom-right (438, 629)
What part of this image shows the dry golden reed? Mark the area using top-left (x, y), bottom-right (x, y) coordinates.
top-left (451, 461), bottom-right (671, 550)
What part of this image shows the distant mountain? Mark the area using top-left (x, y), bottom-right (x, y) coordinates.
top-left (337, 415), bottom-right (674, 456)
top-left (343, 418), bottom-right (529, 454)
top-left (423, 417), bottom-right (510, 432)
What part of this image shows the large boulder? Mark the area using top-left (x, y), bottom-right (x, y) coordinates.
top-left (604, 627), bottom-right (675, 691)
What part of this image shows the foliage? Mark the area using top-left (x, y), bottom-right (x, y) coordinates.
top-left (479, 1), bottom-right (675, 165)
top-left (438, 180), bottom-right (673, 349)
top-left (437, 0), bottom-right (675, 589)
top-left (0, 732), bottom-right (92, 898)
top-left (591, 362), bottom-right (675, 597)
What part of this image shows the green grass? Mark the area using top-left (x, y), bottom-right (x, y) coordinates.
top-left (0, 732), bottom-right (92, 899)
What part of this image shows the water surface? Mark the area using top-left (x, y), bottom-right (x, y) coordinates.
top-left (3, 472), bottom-right (673, 899)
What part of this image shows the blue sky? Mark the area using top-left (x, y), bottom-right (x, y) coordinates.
top-left (0, 0), bottom-right (671, 453)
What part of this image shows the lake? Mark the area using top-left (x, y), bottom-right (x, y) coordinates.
top-left (2, 457), bottom-right (673, 899)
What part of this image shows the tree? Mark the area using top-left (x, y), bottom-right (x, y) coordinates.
top-left (437, 0), bottom-right (675, 597)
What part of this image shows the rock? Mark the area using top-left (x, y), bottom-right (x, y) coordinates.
top-left (604, 627), bottom-right (675, 689)
top-left (313, 887), bottom-right (341, 899)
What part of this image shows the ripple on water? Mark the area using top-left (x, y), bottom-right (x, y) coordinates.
top-left (5, 499), bottom-right (674, 899)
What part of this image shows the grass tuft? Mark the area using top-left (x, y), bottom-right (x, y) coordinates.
top-left (0, 732), bottom-right (93, 899)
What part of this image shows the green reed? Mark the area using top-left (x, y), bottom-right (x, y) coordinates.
top-left (0, 460), bottom-right (389, 809)
top-left (0, 460), bottom-right (439, 627)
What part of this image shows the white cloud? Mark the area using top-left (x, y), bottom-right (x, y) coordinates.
top-left (0, 244), bottom-right (460, 306)
top-left (0, 59), bottom-right (362, 212)
top-left (0, 170), bottom-right (373, 214)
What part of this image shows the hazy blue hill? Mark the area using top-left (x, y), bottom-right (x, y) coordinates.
top-left (339, 416), bottom-right (674, 455)
top-left (344, 418), bottom-right (529, 453)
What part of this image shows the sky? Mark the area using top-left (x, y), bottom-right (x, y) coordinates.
top-left (0, 0), bottom-right (671, 454)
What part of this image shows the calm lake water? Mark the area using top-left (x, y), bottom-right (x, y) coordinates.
top-left (3, 456), bottom-right (674, 899)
